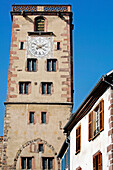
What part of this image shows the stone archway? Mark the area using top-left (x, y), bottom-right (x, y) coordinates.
top-left (13, 137), bottom-right (58, 169)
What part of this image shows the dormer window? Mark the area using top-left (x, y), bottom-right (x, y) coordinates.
top-left (34, 17), bottom-right (45, 31)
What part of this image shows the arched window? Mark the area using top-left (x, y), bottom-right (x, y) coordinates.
top-left (34, 16), bottom-right (45, 31)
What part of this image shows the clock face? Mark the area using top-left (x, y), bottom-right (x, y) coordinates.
top-left (28, 37), bottom-right (51, 58)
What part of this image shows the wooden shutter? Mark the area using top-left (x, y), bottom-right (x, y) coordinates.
top-left (76, 125), bottom-right (81, 153)
top-left (20, 157), bottom-right (22, 169)
top-left (32, 157), bottom-right (35, 169)
top-left (30, 144), bottom-right (32, 152)
top-left (34, 112), bottom-right (36, 124)
top-left (88, 111), bottom-right (93, 141)
top-left (46, 112), bottom-right (49, 124)
top-left (39, 112), bottom-right (42, 124)
top-left (36, 59), bottom-right (38, 71)
top-left (93, 155), bottom-right (96, 170)
top-left (99, 99), bottom-right (104, 132)
top-left (53, 158), bottom-right (55, 170)
top-left (98, 152), bottom-right (102, 170)
top-left (28, 112), bottom-right (30, 124)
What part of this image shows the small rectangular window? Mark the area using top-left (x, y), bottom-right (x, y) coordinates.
top-left (41, 112), bottom-right (46, 124)
top-left (47, 59), bottom-right (57, 72)
top-left (57, 42), bottom-right (60, 50)
top-left (39, 144), bottom-right (43, 152)
top-left (27, 59), bottom-right (37, 72)
top-left (20, 42), bottom-right (24, 50)
top-left (19, 82), bottom-right (31, 94)
top-left (41, 82), bottom-right (53, 95)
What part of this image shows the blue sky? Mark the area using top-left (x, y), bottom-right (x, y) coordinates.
top-left (0, 0), bottom-right (113, 135)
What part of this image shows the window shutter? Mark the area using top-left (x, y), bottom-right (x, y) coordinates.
top-left (56, 60), bottom-right (58, 71)
top-left (28, 112), bottom-right (30, 124)
top-left (98, 152), bottom-right (102, 170)
top-left (88, 111), bottom-right (93, 141)
top-left (36, 59), bottom-right (38, 71)
top-left (39, 83), bottom-right (42, 94)
top-left (53, 158), bottom-right (55, 170)
top-left (30, 144), bottom-right (32, 152)
top-left (93, 156), bottom-right (96, 170)
top-left (76, 125), bottom-right (81, 152)
top-left (32, 157), bottom-right (35, 169)
top-left (20, 157), bottom-right (22, 169)
top-left (25, 60), bottom-right (27, 71)
top-left (46, 112), bottom-right (49, 124)
top-left (99, 99), bottom-right (104, 132)
top-left (39, 112), bottom-right (42, 124)
top-left (34, 112), bottom-right (36, 124)
top-left (28, 83), bottom-right (31, 94)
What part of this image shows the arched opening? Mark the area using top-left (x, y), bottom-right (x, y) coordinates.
top-left (34, 16), bottom-right (47, 32)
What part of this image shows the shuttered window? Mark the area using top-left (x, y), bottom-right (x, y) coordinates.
top-left (42, 157), bottom-right (54, 170)
top-left (19, 82), bottom-right (31, 94)
top-left (76, 125), bottom-right (81, 154)
top-left (93, 152), bottom-right (102, 170)
top-left (47, 59), bottom-right (57, 72)
top-left (27, 59), bottom-right (37, 72)
top-left (41, 82), bottom-right (53, 95)
top-left (88, 99), bottom-right (104, 140)
top-left (35, 18), bottom-right (45, 31)
top-left (21, 157), bottom-right (34, 169)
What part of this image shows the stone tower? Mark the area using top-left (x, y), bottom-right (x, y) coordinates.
top-left (2, 4), bottom-right (73, 169)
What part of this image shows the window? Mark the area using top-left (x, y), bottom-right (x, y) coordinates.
top-left (41, 82), bottom-right (53, 95)
top-left (39, 144), bottom-right (44, 152)
top-left (42, 157), bottom-right (54, 170)
top-left (27, 59), bottom-right (37, 72)
top-left (35, 17), bottom-right (45, 31)
top-left (28, 112), bottom-right (36, 124)
top-left (93, 151), bottom-right (102, 170)
top-left (47, 59), bottom-right (57, 72)
top-left (19, 82), bottom-right (31, 94)
top-left (19, 42), bottom-right (24, 50)
top-left (57, 42), bottom-right (60, 50)
top-left (76, 125), bottom-right (81, 154)
top-left (30, 143), bottom-right (36, 152)
top-left (88, 99), bottom-right (104, 141)
top-left (21, 157), bottom-right (34, 169)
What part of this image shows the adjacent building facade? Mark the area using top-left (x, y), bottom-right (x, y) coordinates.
top-left (62, 70), bottom-right (113, 170)
top-left (1, 4), bottom-right (74, 169)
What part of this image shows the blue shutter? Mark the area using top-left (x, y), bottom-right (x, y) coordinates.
top-left (42, 83), bottom-right (46, 94)
top-left (25, 83), bottom-right (28, 94)
top-left (32, 60), bottom-right (36, 71)
top-left (43, 158), bottom-right (47, 169)
top-left (48, 158), bottom-right (53, 169)
top-left (30, 112), bottom-right (34, 123)
top-left (47, 60), bottom-right (51, 71)
top-left (47, 83), bottom-right (51, 94)
top-left (52, 60), bottom-right (56, 71)
top-left (22, 157), bottom-right (26, 169)
top-left (27, 59), bottom-right (31, 71)
top-left (42, 112), bottom-right (46, 123)
top-left (19, 83), bottom-right (23, 94)
top-left (27, 158), bottom-right (32, 169)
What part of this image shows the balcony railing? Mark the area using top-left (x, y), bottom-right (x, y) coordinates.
top-left (12, 5), bottom-right (71, 12)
